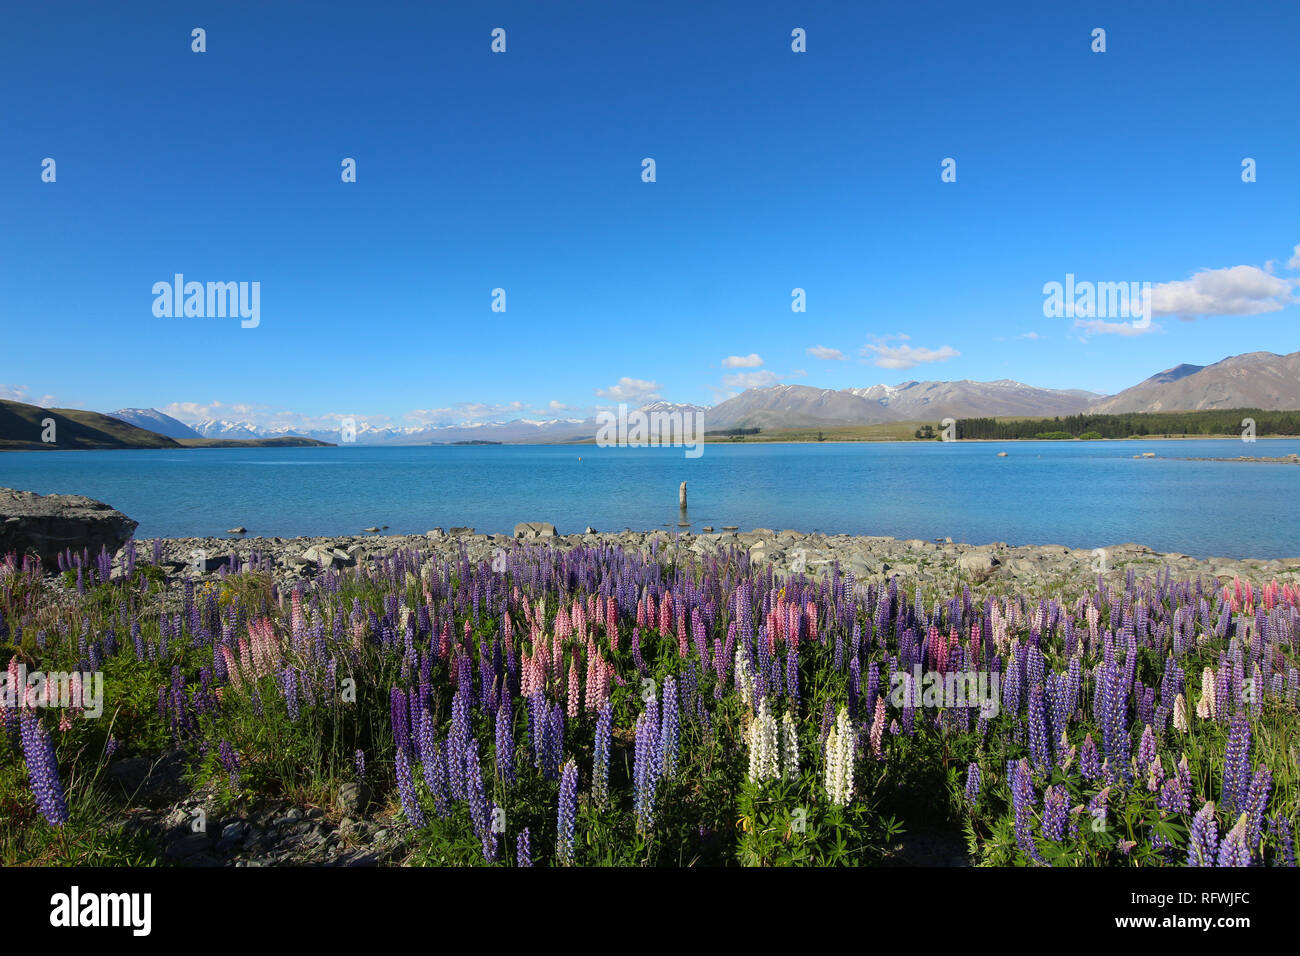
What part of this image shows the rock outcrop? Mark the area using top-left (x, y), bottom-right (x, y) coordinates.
top-left (0, 487), bottom-right (138, 570)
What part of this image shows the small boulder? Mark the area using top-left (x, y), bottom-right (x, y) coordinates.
top-left (336, 781), bottom-right (374, 816)
top-left (513, 522), bottom-right (556, 539)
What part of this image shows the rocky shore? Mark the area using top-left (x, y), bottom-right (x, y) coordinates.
top-left (118, 524), bottom-right (1300, 595)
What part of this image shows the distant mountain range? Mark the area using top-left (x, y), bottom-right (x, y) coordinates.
top-left (108, 408), bottom-right (203, 439)
top-left (88, 349), bottom-right (1300, 444)
top-left (1088, 351), bottom-right (1300, 414)
top-left (0, 400), bottom-right (332, 451)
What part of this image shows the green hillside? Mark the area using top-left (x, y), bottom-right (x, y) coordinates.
top-left (0, 400), bottom-right (182, 450)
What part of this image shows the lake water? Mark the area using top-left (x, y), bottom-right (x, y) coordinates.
top-left (2, 440), bottom-right (1298, 559)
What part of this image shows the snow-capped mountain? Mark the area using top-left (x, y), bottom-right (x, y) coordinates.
top-left (106, 408), bottom-right (203, 440)
top-left (190, 419), bottom-right (264, 440)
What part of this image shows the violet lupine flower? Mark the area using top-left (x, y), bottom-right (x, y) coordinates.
top-left (1009, 758), bottom-right (1045, 865)
top-left (632, 709), bottom-right (661, 833)
top-left (557, 759), bottom-right (579, 865)
top-left (660, 676), bottom-right (679, 779)
top-left (1136, 724), bottom-right (1156, 780)
top-left (1028, 684), bottom-right (1051, 774)
top-left (465, 739), bottom-right (495, 862)
top-left (394, 744), bottom-right (425, 827)
top-left (963, 762), bottom-right (981, 806)
top-left (517, 827), bottom-right (532, 867)
top-left (218, 740), bottom-right (241, 789)
top-left (1221, 712), bottom-right (1252, 817)
top-left (390, 687), bottom-right (412, 757)
top-left (355, 748), bottom-right (365, 780)
top-left (1042, 784), bottom-right (1068, 842)
top-left (20, 710), bottom-right (69, 826)
top-left (593, 700), bottom-right (612, 808)
top-left (1079, 733), bottom-right (1101, 781)
top-left (1187, 801), bottom-right (1219, 867)
top-left (495, 701), bottom-right (516, 787)
top-left (448, 691), bottom-right (470, 798)
top-left (1217, 813), bottom-right (1252, 867)
top-left (785, 643), bottom-right (799, 710)
top-left (1243, 765), bottom-right (1272, 851)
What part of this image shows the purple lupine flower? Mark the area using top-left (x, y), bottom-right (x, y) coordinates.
top-left (20, 710), bottom-right (69, 826)
top-left (218, 740), bottom-right (241, 789)
top-left (1009, 758), bottom-right (1045, 865)
top-left (465, 739), bottom-right (495, 862)
top-left (1028, 684), bottom-right (1051, 774)
top-left (660, 676), bottom-right (679, 778)
top-left (517, 827), bottom-right (532, 867)
top-left (785, 643), bottom-right (800, 709)
top-left (1217, 814), bottom-right (1252, 867)
top-left (1079, 733), bottom-right (1100, 781)
top-left (390, 687), bottom-right (412, 757)
top-left (1243, 765), bottom-right (1271, 851)
top-left (557, 759), bottom-right (579, 865)
top-left (1042, 784), bottom-right (1068, 842)
top-left (495, 700), bottom-right (516, 787)
top-left (355, 748), bottom-right (365, 780)
top-left (394, 744), bottom-right (425, 827)
top-left (632, 709), bottom-right (661, 833)
top-left (1221, 712), bottom-right (1251, 816)
top-left (448, 691), bottom-right (470, 798)
top-left (1187, 801), bottom-right (1218, 866)
top-left (593, 700), bottom-right (612, 808)
top-left (1136, 724), bottom-right (1156, 780)
top-left (963, 762), bottom-right (981, 806)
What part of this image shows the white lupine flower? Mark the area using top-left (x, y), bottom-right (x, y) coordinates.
top-left (823, 706), bottom-right (854, 807)
top-left (1196, 667), bottom-right (1216, 719)
top-left (781, 710), bottom-right (799, 779)
top-left (735, 646), bottom-right (755, 709)
top-left (1173, 693), bottom-right (1189, 732)
top-left (747, 698), bottom-right (780, 783)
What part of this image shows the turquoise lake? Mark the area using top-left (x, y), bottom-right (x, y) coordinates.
top-left (2, 440), bottom-right (1298, 559)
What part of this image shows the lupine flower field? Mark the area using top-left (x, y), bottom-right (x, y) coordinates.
top-left (1, 539), bottom-right (1298, 867)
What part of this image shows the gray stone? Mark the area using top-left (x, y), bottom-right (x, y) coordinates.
top-left (514, 522), bottom-right (557, 539)
top-left (336, 780), bottom-right (374, 816)
top-left (958, 553), bottom-right (1001, 574)
top-left (0, 487), bottom-right (138, 571)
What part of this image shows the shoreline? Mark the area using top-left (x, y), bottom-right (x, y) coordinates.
top-left (116, 527), bottom-right (1300, 593)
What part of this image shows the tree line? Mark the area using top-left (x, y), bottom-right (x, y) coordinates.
top-left (951, 408), bottom-right (1300, 440)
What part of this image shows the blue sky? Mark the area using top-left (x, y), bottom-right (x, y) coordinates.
top-left (2, 1), bottom-right (1297, 431)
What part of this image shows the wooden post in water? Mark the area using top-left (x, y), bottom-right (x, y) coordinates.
top-left (679, 482), bottom-right (688, 510)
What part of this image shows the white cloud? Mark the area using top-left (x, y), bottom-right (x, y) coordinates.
top-left (1072, 318), bottom-right (1161, 338)
top-left (1148, 264), bottom-right (1296, 319)
top-left (723, 370), bottom-right (780, 389)
top-left (806, 345), bottom-right (845, 360)
top-left (0, 384), bottom-right (56, 406)
top-left (405, 402), bottom-right (528, 426)
top-left (1288, 244), bottom-right (1300, 271)
top-left (547, 400), bottom-right (571, 411)
top-left (1015, 331), bottom-right (1042, 340)
top-left (861, 342), bottom-right (959, 370)
top-left (595, 377), bottom-right (661, 402)
top-left (722, 353), bottom-right (763, 368)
